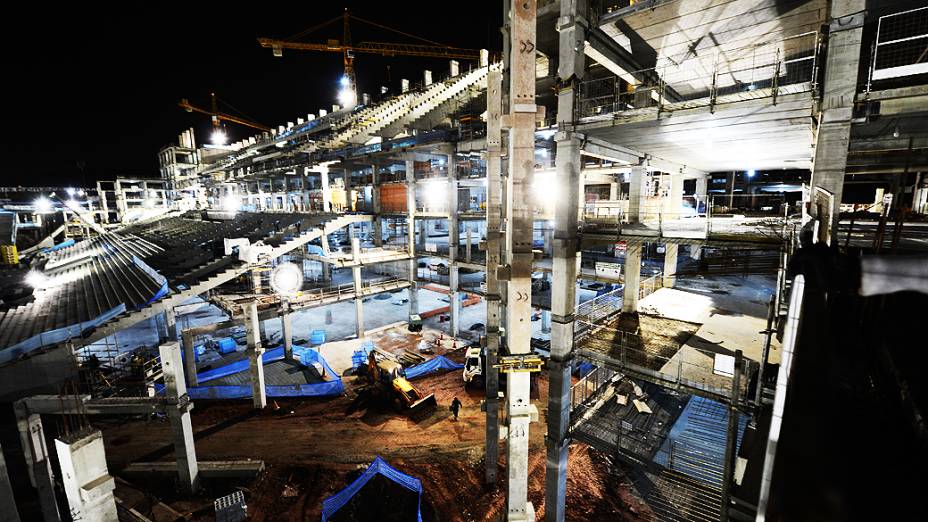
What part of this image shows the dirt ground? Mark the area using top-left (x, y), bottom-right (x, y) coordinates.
top-left (100, 360), bottom-right (652, 521)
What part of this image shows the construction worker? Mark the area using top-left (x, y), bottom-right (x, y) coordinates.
top-left (450, 396), bottom-right (462, 421)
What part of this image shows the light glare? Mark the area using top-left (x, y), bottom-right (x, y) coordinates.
top-left (211, 129), bottom-right (228, 145)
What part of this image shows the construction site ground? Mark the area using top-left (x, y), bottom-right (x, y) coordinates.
top-left (98, 328), bottom-right (654, 521)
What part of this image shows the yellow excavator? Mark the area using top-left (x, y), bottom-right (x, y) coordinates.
top-left (366, 351), bottom-right (437, 419)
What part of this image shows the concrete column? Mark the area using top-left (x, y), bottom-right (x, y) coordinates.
top-left (351, 238), bottom-right (365, 338)
top-left (507, 1), bottom-right (539, 519)
top-left (14, 403), bottom-right (60, 522)
top-left (667, 170), bottom-right (684, 218)
top-left (0, 440), bottom-right (19, 522)
top-left (405, 160), bottom-right (419, 317)
top-left (417, 219), bottom-right (427, 249)
top-left (544, 0), bottom-right (586, 519)
top-left (371, 164), bottom-right (383, 246)
top-left (465, 228), bottom-right (473, 263)
top-left (609, 181), bottom-right (619, 201)
top-left (252, 269), bottom-right (262, 294)
top-left (245, 301), bottom-right (266, 409)
top-left (691, 244), bottom-right (702, 261)
top-left (541, 310), bottom-right (551, 333)
top-left (159, 341), bottom-right (199, 492)
top-left (54, 430), bottom-right (117, 521)
top-left (484, 68), bottom-right (504, 486)
top-left (808, 0), bottom-right (865, 244)
top-left (181, 330), bottom-right (198, 387)
top-left (424, 70), bottom-right (433, 86)
top-left (163, 307), bottom-right (177, 342)
top-left (623, 243), bottom-right (642, 313)
top-left (543, 227), bottom-right (554, 256)
top-left (627, 166), bottom-right (646, 224)
top-left (450, 60), bottom-right (459, 77)
top-left (320, 165), bottom-right (332, 212)
top-left (449, 265), bottom-right (460, 337)
top-left (663, 243), bottom-right (678, 288)
top-left (281, 301), bottom-right (293, 359)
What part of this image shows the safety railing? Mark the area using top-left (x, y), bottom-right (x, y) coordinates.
top-left (578, 31), bottom-right (819, 119)
top-left (570, 364), bottom-right (620, 415)
top-left (868, 5), bottom-right (928, 86)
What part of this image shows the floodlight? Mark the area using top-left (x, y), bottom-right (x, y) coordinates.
top-left (270, 262), bottom-right (303, 295)
top-left (211, 129), bottom-right (228, 145)
top-left (26, 270), bottom-right (48, 289)
top-left (34, 196), bottom-right (53, 214)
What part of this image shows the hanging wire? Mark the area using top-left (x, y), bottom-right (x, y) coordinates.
top-left (215, 97), bottom-right (264, 126)
top-left (284, 13), bottom-right (344, 42)
top-left (350, 14), bottom-right (456, 48)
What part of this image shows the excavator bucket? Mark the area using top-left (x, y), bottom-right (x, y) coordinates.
top-left (408, 393), bottom-right (438, 420)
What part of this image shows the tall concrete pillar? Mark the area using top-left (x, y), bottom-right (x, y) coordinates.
top-left (159, 341), bottom-right (199, 493)
top-left (14, 403), bottom-right (59, 522)
top-left (245, 301), bottom-right (266, 409)
top-left (0, 440), bottom-right (19, 522)
top-left (541, 309), bottom-right (551, 333)
top-left (465, 228), bottom-right (473, 263)
top-left (667, 170), bottom-right (684, 218)
top-left (281, 301), bottom-right (294, 359)
top-left (54, 430), bottom-right (117, 521)
top-left (181, 330), bottom-right (199, 387)
top-left (371, 164), bottom-right (383, 246)
top-left (609, 181), bottom-right (619, 201)
top-left (449, 265), bottom-right (460, 337)
top-left (506, 1), bottom-right (539, 519)
top-left (417, 219), bottom-right (427, 249)
top-left (484, 68), bottom-right (504, 486)
top-left (808, 0), bottom-right (865, 244)
top-left (544, 0), bottom-right (586, 519)
top-left (663, 243), bottom-right (679, 288)
top-left (627, 166), bottom-right (646, 224)
top-left (351, 238), bottom-right (365, 338)
top-left (163, 307), bottom-right (177, 342)
top-left (623, 243), bottom-right (642, 313)
top-left (320, 165), bottom-right (332, 212)
top-left (406, 160), bottom-right (419, 318)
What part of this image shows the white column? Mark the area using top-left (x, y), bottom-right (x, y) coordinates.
top-left (623, 243), bottom-right (642, 313)
top-left (158, 341), bottom-right (199, 492)
top-left (663, 243), bottom-right (678, 288)
top-left (281, 301), bottom-right (293, 358)
top-left (406, 160), bottom-right (418, 317)
top-left (245, 301), bottom-right (266, 409)
top-left (14, 403), bottom-right (59, 522)
top-left (627, 166), bottom-right (646, 224)
top-left (449, 265), bottom-right (460, 336)
top-left (320, 165), bottom-right (332, 213)
top-left (54, 431), bottom-right (118, 521)
top-left (351, 237), bottom-right (365, 338)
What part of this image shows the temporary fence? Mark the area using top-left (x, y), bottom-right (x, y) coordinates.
top-left (321, 456), bottom-right (423, 522)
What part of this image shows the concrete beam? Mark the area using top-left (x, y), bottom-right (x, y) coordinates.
top-left (158, 342), bottom-right (199, 493)
top-left (54, 430), bottom-right (118, 521)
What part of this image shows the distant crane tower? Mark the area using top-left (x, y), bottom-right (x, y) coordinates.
top-left (257, 9), bottom-right (481, 107)
top-left (178, 93), bottom-right (270, 145)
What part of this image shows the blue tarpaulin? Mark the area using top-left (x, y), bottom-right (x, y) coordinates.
top-left (321, 456), bottom-right (423, 522)
top-left (161, 344), bottom-right (344, 399)
top-left (405, 355), bottom-right (464, 380)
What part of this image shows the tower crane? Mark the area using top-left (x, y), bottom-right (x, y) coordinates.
top-left (257, 9), bottom-right (481, 107)
top-left (178, 93), bottom-right (270, 145)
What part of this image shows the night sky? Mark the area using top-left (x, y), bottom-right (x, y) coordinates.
top-left (1, 2), bottom-right (502, 187)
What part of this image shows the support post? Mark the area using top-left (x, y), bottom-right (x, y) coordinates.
top-left (808, 0), bottom-right (865, 244)
top-left (663, 243), bottom-right (678, 288)
top-left (163, 307), bottom-right (177, 342)
top-left (351, 238), bottom-right (365, 338)
top-left (13, 403), bottom-right (60, 522)
top-left (0, 440), bottom-right (20, 522)
top-left (159, 341), bottom-right (199, 493)
top-left (484, 68), bottom-right (504, 486)
top-left (372, 164), bottom-right (383, 246)
top-left (448, 154), bottom-right (460, 337)
top-left (721, 350), bottom-right (743, 522)
top-left (544, 1), bottom-right (586, 519)
top-left (245, 301), bottom-right (266, 409)
top-left (281, 300), bottom-right (293, 359)
top-left (506, 1), bottom-right (539, 519)
top-left (406, 160), bottom-right (419, 317)
top-left (320, 165), bottom-right (332, 213)
top-left (465, 228), bottom-right (473, 263)
top-left (623, 243), bottom-right (642, 313)
top-left (181, 330), bottom-right (198, 387)
top-left (627, 166), bottom-right (646, 223)
top-left (54, 430), bottom-right (118, 521)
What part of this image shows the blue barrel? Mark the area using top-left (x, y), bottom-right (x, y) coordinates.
top-left (217, 337), bottom-right (237, 354)
top-left (309, 330), bottom-right (326, 346)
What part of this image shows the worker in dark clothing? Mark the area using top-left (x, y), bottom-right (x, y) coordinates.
top-left (450, 397), bottom-right (462, 421)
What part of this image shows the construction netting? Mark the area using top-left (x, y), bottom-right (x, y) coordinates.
top-left (321, 456), bottom-right (423, 522)
top-left (404, 355), bottom-right (463, 380)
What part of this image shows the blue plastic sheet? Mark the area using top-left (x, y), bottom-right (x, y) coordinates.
top-left (576, 361), bottom-right (595, 377)
top-left (309, 329), bottom-right (326, 346)
top-left (174, 344), bottom-right (345, 399)
top-left (321, 456), bottom-right (423, 522)
top-left (42, 239), bottom-right (75, 253)
top-left (405, 355), bottom-right (464, 380)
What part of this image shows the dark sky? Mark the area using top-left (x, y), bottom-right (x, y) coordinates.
top-left (1, 2), bottom-right (502, 187)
